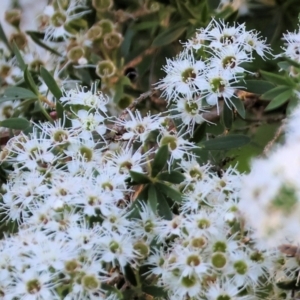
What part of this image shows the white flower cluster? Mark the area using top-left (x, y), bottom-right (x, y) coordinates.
top-left (156, 19), bottom-right (271, 133)
top-left (0, 8), bottom-right (298, 299)
top-left (0, 82), bottom-right (285, 299)
top-left (239, 104), bottom-right (300, 248)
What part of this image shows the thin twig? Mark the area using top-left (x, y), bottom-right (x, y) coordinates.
top-left (263, 120), bottom-right (286, 155)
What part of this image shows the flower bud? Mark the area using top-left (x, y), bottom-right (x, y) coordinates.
top-left (50, 11), bottom-right (67, 28)
top-left (118, 95), bottom-right (132, 109)
top-left (96, 60), bottom-right (116, 78)
top-left (67, 46), bottom-right (85, 63)
top-left (9, 32), bottom-right (27, 50)
top-left (5, 9), bottom-right (22, 27)
top-left (92, 0), bottom-right (113, 11)
top-left (133, 241), bottom-right (150, 259)
top-left (97, 19), bottom-right (114, 35)
top-left (86, 25), bottom-right (103, 41)
top-left (103, 32), bottom-right (123, 49)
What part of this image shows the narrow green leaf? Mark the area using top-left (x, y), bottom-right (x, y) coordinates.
top-left (12, 42), bottom-right (26, 71)
top-left (56, 100), bottom-right (65, 121)
top-left (4, 87), bottom-right (37, 99)
top-left (148, 184), bottom-right (158, 212)
top-left (132, 21), bottom-right (160, 31)
top-left (287, 94), bottom-right (299, 115)
top-left (190, 122), bottom-right (206, 143)
top-left (199, 134), bottom-right (250, 150)
top-left (155, 182), bottom-right (182, 203)
top-left (24, 67), bottom-right (39, 95)
top-left (113, 76), bottom-right (131, 103)
top-left (243, 80), bottom-right (275, 94)
top-left (230, 97), bottom-right (245, 118)
top-left (0, 117), bottom-right (30, 130)
top-left (0, 23), bottom-right (12, 52)
top-left (260, 70), bottom-right (295, 87)
top-left (40, 67), bottom-right (62, 99)
top-left (121, 27), bottom-right (135, 57)
top-left (157, 171), bottom-right (185, 184)
top-left (129, 171), bottom-right (151, 184)
top-left (264, 89), bottom-right (294, 111)
top-left (261, 86), bottom-right (292, 100)
top-left (222, 102), bottom-right (233, 130)
top-left (26, 31), bottom-right (62, 56)
top-left (214, 5), bottom-right (236, 19)
top-left (151, 144), bottom-right (168, 177)
top-left (124, 264), bottom-right (137, 286)
top-left (152, 22), bottom-right (188, 47)
top-left (157, 193), bottom-right (173, 220)
top-left (142, 285), bottom-right (168, 298)
top-left (101, 283), bottom-right (123, 299)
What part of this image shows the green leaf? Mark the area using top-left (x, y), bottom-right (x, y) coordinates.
top-left (142, 285), bottom-right (168, 298)
top-left (4, 87), bottom-right (37, 99)
top-left (243, 80), bottom-right (275, 94)
top-left (264, 89), bottom-right (294, 111)
top-left (287, 94), bottom-right (299, 115)
top-left (129, 171), bottom-right (151, 184)
top-left (156, 193), bottom-right (173, 220)
top-left (132, 21), bottom-right (160, 31)
top-left (260, 70), bottom-right (295, 87)
top-left (261, 86), bottom-right (292, 100)
top-left (151, 144), bottom-right (168, 177)
top-left (121, 27), bottom-right (135, 57)
top-left (40, 67), bottom-right (63, 99)
top-left (222, 102), bottom-right (233, 130)
top-left (0, 23), bottom-right (12, 52)
top-left (113, 76), bottom-right (131, 103)
top-left (0, 117), bottom-right (30, 130)
top-left (12, 42), bottom-right (26, 71)
top-left (155, 182), bottom-right (182, 203)
top-left (190, 122), bottom-right (206, 143)
top-left (24, 67), bottom-right (39, 95)
top-left (199, 134), bottom-right (250, 150)
top-left (214, 5), bottom-right (236, 19)
top-left (101, 283), bottom-right (123, 299)
top-left (148, 184), bottom-right (158, 212)
top-left (124, 264), bottom-right (137, 286)
top-left (152, 22), bottom-right (188, 47)
top-left (26, 31), bottom-right (62, 56)
top-left (56, 101), bottom-right (64, 121)
top-left (157, 171), bottom-right (185, 184)
top-left (230, 97), bottom-right (245, 118)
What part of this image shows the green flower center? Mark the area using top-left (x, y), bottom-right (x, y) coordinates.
top-left (213, 241), bottom-right (227, 252)
top-left (234, 260), bottom-right (248, 275)
top-left (181, 67), bottom-right (196, 83)
top-left (211, 252), bottom-right (227, 269)
top-left (51, 11), bottom-right (66, 27)
top-left (210, 78), bottom-right (225, 93)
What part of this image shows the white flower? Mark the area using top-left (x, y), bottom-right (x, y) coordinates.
top-left (155, 51), bottom-right (206, 103)
top-left (71, 109), bottom-right (107, 140)
top-left (204, 68), bottom-right (239, 111)
top-left (171, 96), bottom-right (209, 133)
top-left (159, 129), bottom-right (196, 166)
top-left (209, 44), bottom-right (252, 78)
top-left (9, 268), bottom-right (59, 300)
top-left (61, 84), bottom-right (109, 111)
top-left (98, 231), bottom-right (137, 270)
top-left (281, 26), bottom-right (300, 62)
top-left (42, 2), bottom-right (90, 41)
top-left (206, 19), bottom-right (247, 49)
top-left (115, 109), bottom-right (163, 143)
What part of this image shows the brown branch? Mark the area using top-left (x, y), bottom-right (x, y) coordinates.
top-left (263, 120), bottom-right (286, 156)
